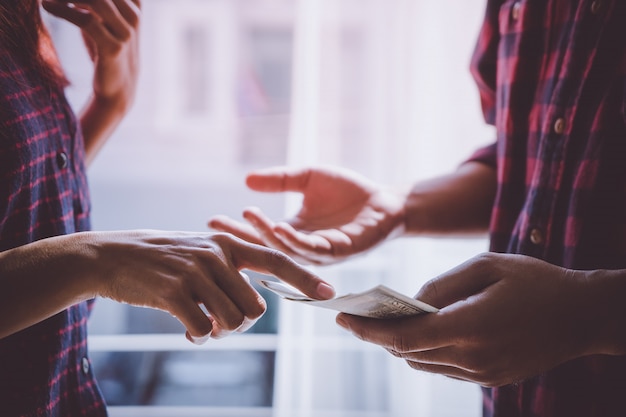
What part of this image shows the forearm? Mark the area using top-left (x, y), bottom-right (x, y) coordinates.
top-left (0, 233), bottom-right (99, 339)
top-left (402, 161), bottom-right (497, 236)
top-left (80, 94), bottom-right (130, 167)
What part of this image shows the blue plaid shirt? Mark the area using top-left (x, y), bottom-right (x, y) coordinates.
top-left (468, 0), bottom-right (626, 416)
top-left (0, 42), bottom-right (106, 416)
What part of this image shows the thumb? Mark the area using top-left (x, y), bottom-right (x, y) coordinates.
top-left (414, 253), bottom-right (500, 309)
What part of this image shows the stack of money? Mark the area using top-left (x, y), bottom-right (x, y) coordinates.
top-left (258, 279), bottom-right (438, 319)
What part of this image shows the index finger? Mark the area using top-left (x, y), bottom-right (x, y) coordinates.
top-left (111, 0), bottom-right (141, 27)
top-left (208, 215), bottom-right (264, 245)
top-left (229, 239), bottom-right (335, 300)
top-left (246, 166), bottom-right (311, 193)
top-left (335, 312), bottom-right (451, 353)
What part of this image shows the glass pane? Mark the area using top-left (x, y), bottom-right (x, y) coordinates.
top-left (183, 25), bottom-right (211, 114)
top-left (238, 27), bottom-right (293, 165)
top-left (92, 351), bottom-right (275, 407)
top-left (311, 350), bottom-right (388, 411)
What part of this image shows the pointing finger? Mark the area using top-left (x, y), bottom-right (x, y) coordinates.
top-left (223, 237), bottom-right (335, 300)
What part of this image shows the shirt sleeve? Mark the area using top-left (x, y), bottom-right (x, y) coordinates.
top-left (465, 1), bottom-right (501, 170)
top-left (465, 142), bottom-right (497, 170)
top-left (469, 0), bottom-right (501, 127)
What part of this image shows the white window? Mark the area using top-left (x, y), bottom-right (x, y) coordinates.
top-left (49, 0), bottom-right (492, 416)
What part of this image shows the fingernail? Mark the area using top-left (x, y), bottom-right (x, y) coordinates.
top-left (317, 282), bottom-right (336, 299)
top-left (190, 332), bottom-right (212, 345)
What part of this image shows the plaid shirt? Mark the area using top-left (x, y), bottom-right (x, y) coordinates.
top-left (468, 0), bottom-right (626, 416)
top-left (0, 45), bottom-right (106, 415)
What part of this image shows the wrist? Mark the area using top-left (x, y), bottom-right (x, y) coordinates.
top-left (88, 93), bottom-right (131, 123)
top-left (80, 94), bottom-right (132, 164)
top-left (581, 269), bottom-right (626, 356)
top-left (402, 163), bottom-right (496, 236)
top-left (377, 185), bottom-right (411, 239)
top-left (48, 232), bottom-right (102, 301)
top-left (0, 233), bottom-right (100, 337)
top-left (397, 187), bottom-right (414, 237)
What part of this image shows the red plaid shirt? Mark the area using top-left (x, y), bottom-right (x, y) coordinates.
top-left (468, 0), bottom-right (626, 416)
top-left (0, 44), bottom-right (106, 415)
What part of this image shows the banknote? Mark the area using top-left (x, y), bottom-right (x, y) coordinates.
top-left (257, 279), bottom-right (439, 319)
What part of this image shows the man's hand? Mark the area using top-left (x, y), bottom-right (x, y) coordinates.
top-left (208, 166), bottom-right (407, 265)
top-left (336, 253), bottom-right (601, 387)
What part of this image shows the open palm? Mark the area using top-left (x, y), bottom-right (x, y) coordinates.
top-left (209, 166), bottom-right (406, 265)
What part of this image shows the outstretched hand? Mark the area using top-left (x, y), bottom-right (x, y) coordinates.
top-left (92, 231), bottom-right (335, 342)
top-left (336, 253), bottom-right (600, 387)
top-left (209, 166), bottom-right (407, 265)
top-left (0, 231), bottom-right (335, 343)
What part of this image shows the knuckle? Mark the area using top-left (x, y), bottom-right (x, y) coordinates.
top-left (349, 326), bottom-right (368, 342)
top-left (127, 10), bottom-right (141, 28)
top-left (406, 360), bottom-right (424, 372)
top-left (160, 278), bottom-right (186, 303)
top-left (390, 334), bottom-right (410, 354)
top-left (222, 312), bottom-right (246, 331)
top-left (118, 29), bottom-right (132, 43)
top-left (386, 348), bottom-right (402, 358)
top-left (112, 41), bottom-right (125, 55)
top-left (211, 232), bottom-right (230, 242)
top-left (248, 297), bottom-right (267, 319)
top-left (266, 248), bottom-right (290, 263)
top-left (474, 252), bottom-right (498, 270)
top-left (195, 320), bottom-right (213, 337)
top-left (419, 277), bottom-right (440, 302)
top-left (262, 248), bottom-right (295, 270)
top-left (211, 232), bottom-right (236, 248)
top-left (80, 14), bottom-right (98, 29)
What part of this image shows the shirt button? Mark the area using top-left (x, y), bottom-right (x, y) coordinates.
top-left (553, 118), bottom-right (566, 135)
top-left (57, 152), bottom-right (68, 169)
top-left (591, 0), bottom-right (603, 14)
top-left (530, 229), bottom-right (544, 245)
top-left (81, 357), bottom-right (90, 375)
top-left (511, 2), bottom-right (522, 20)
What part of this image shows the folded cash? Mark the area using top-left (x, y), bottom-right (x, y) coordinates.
top-left (257, 279), bottom-right (439, 319)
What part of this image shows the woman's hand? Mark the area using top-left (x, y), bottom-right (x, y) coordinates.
top-left (208, 166), bottom-right (407, 265)
top-left (43, 0), bottom-right (140, 108)
top-left (0, 231), bottom-right (335, 343)
top-left (42, 0), bottom-right (141, 163)
top-left (90, 231), bottom-right (335, 342)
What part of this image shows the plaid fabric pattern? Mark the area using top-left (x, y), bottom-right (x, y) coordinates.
top-left (0, 44), bottom-right (105, 416)
top-left (468, 0), bottom-right (626, 416)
